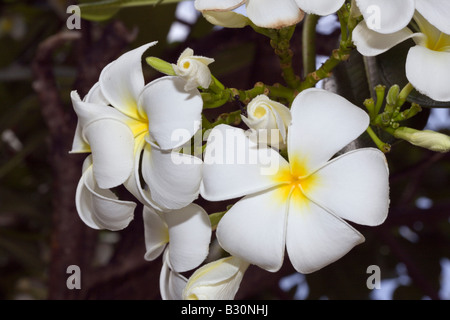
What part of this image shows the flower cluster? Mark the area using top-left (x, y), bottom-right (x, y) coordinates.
top-left (353, 0), bottom-right (450, 101)
top-left (70, 0), bottom-right (450, 300)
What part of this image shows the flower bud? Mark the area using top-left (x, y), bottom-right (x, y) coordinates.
top-left (387, 84), bottom-right (400, 106)
top-left (146, 56), bottom-right (176, 76)
top-left (172, 48), bottom-right (215, 91)
top-left (182, 256), bottom-right (250, 300)
top-left (241, 95), bottom-right (292, 149)
top-left (394, 127), bottom-right (450, 152)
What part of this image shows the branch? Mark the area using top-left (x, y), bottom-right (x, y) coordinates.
top-left (32, 21), bottom-right (139, 299)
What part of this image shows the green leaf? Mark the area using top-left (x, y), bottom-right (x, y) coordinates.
top-left (78, 0), bottom-right (185, 21)
top-left (323, 49), bottom-right (371, 107)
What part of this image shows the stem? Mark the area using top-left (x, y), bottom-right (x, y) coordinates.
top-left (374, 85), bottom-right (386, 116)
top-left (396, 82), bottom-right (414, 107)
top-left (298, 4), bottom-right (354, 91)
top-left (229, 82), bottom-right (297, 106)
top-left (210, 110), bottom-right (242, 128)
top-left (269, 25), bottom-right (300, 89)
top-left (302, 14), bottom-right (320, 78)
top-left (298, 45), bottom-right (352, 91)
top-left (367, 126), bottom-right (391, 153)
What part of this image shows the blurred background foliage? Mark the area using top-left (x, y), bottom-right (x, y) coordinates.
top-left (0, 0), bottom-right (449, 300)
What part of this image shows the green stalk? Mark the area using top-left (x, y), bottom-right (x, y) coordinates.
top-left (367, 126), bottom-right (391, 153)
top-left (396, 82), bottom-right (414, 107)
top-left (298, 4), bottom-right (354, 91)
top-left (302, 14), bottom-right (320, 78)
top-left (269, 25), bottom-right (300, 89)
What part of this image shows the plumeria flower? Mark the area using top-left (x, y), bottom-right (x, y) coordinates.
top-left (143, 203), bottom-right (211, 299)
top-left (201, 88), bottom-right (390, 273)
top-left (194, 0), bottom-right (345, 29)
top-left (182, 256), bottom-right (250, 300)
top-left (143, 203), bottom-right (211, 273)
top-left (353, 12), bottom-right (450, 101)
top-left (71, 42), bottom-right (204, 217)
top-left (354, 0), bottom-right (450, 34)
top-left (241, 95), bottom-right (292, 149)
top-left (172, 48), bottom-right (215, 91)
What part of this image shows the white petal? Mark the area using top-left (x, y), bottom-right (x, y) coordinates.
top-left (70, 91), bottom-right (100, 153)
top-left (354, 0), bottom-right (415, 33)
top-left (406, 45), bottom-right (450, 102)
top-left (84, 82), bottom-right (109, 105)
top-left (201, 124), bottom-right (289, 201)
top-left (70, 90), bottom-right (128, 130)
top-left (306, 148), bottom-right (390, 226)
top-left (71, 124), bottom-right (91, 154)
top-left (165, 203), bottom-right (211, 273)
top-left (288, 88), bottom-right (369, 174)
top-left (178, 48), bottom-right (194, 61)
top-left (271, 99), bottom-right (292, 141)
top-left (76, 157), bottom-right (136, 231)
top-left (100, 42), bottom-right (157, 120)
top-left (143, 205), bottom-right (168, 261)
top-left (246, 0), bottom-right (304, 29)
top-left (160, 250), bottom-right (188, 300)
top-left (416, 0), bottom-right (450, 35)
top-left (123, 136), bottom-right (164, 211)
top-left (295, 0), bottom-right (345, 16)
top-left (286, 191), bottom-right (365, 274)
top-left (142, 141), bottom-right (202, 210)
top-left (70, 89), bottom-right (136, 154)
top-left (183, 256), bottom-right (249, 300)
top-left (71, 84), bottom-right (110, 153)
top-left (83, 118), bottom-right (134, 189)
top-left (195, 0), bottom-right (245, 11)
top-left (139, 76), bottom-right (202, 150)
top-left (216, 188), bottom-right (288, 272)
top-left (353, 21), bottom-right (422, 56)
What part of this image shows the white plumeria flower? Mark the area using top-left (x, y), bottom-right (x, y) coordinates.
top-left (241, 95), bottom-right (292, 149)
top-left (71, 42), bottom-right (204, 218)
top-left (201, 88), bottom-right (390, 273)
top-left (182, 256), bottom-right (250, 300)
top-left (143, 203), bottom-right (211, 273)
top-left (353, 12), bottom-right (450, 101)
top-left (76, 155), bottom-right (136, 231)
top-left (354, 0), bottom-right (450, 34)
top-left (194, 0), bottom-right (344, 29)
top-left (172, 48), bottom-right (215, 91)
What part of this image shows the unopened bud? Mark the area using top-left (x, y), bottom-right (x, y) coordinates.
top-left (146, 57), bottom-right (176, 76)
top-left (387, 85), bottom-right (400, 106)
top-left (394, 127), bottom-right (450, 153)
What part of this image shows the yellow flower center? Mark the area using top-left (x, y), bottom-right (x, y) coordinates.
top-left (272, 156), bottom-right (320, 208)
top-left (414, 12), bottom-right (450, 52)
top-left (122, 101), bottom-right (149, 154)
top-left (183, 61), bottom-right (191, 69)
top-left (253, 106), bottom-right (267, 118)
